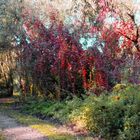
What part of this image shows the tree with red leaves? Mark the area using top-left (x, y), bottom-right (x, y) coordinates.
top-left (17, 0), bottom-right (140, 99)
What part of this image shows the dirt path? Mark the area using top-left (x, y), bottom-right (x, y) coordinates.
top-left (0, 112), bottom-right (48, 140)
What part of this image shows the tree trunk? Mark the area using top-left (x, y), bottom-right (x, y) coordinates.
top-left (6, 71), bottom-right (13, 97)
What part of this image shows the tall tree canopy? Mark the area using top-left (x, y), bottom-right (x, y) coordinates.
top-left (0, 0), bottom-right (140, 98)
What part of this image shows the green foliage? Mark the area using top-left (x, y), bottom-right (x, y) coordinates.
top-left (112, 84), bottom-right (127, 92)
top-left (20, 84), bottom-right (140, 139)
top-left (119, 114), bottom-right (140, 140)
top-left (21, 97), bottom-right (83, 123)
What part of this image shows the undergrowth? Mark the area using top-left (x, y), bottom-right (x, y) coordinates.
top-left (19, 84), bottom-right (140, 139)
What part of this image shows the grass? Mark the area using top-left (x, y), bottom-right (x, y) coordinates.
top-left (7, 111), bottom-right (75, 140)
top-left (3, 107), bottom-right (92, 140)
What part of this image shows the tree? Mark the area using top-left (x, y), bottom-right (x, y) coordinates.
top-left (0, 0), bottom-right (23, 97)
top-left (3, 0), bottom-right (139, 99)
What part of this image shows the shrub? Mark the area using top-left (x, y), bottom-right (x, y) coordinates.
top-left (119, 114), bottom-right (140, 140)
top-left (69, 85), bottom-right (140, 139)
top-left (20, 84), bottom-right (140, 139)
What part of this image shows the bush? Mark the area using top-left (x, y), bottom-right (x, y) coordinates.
top-left (20, 84), bottom-right (140, 139)
top-left (119, 114), bottom-right (140, 140)
top-left (69, 85), bottom-right (140, 139)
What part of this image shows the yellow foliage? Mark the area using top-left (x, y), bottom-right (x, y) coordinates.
top-left (113, 84), bottom-right (126, 92)
top-left (70, 106), bottom-right (92, 129)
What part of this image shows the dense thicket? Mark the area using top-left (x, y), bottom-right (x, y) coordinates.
top-left (0, 0), bottom-right (140, 99)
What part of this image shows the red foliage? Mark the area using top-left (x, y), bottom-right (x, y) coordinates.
top-left (19, 2), bottom-right (140, 98)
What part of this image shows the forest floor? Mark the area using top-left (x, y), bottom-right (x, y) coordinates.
top-left (0, 98), bottom-right (95, 140)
